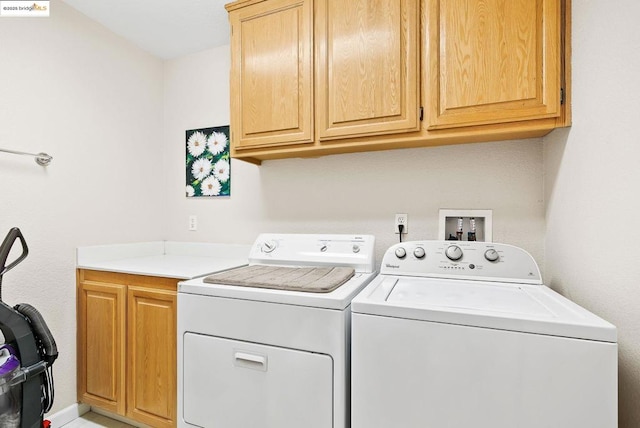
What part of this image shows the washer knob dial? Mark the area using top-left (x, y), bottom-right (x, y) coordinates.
top-left (261, 241), bottom-right (277, 253)
top-left (413, 247), bottom-right (426, 259)
top-left (395, 247), bottom-right (407, 259)
top-left (445, 245), bottom-right (463, 261)
top-left (484, 249), bottom-right (500, 262)
top-left (352, 244), bottom-right (361, 253)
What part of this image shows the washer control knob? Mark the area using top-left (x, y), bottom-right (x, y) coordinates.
top-left (413, 247), bottom-right (426, 259)
top-left (484, 249), bottom-right (500, 262)
top-left (445, 245), bottom-right (463, 261)
top-left (261, 241), bottom-right (277, 253)
top-left (320, 245), bottom-right (328, 252)
top-left (395, 247), bottom-right (407, 259)
top-left (352, 244), bottom-right (361, 253)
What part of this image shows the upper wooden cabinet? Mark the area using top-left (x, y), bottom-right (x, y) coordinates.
top-left (426, 0), bottom-right (562, 129)
top-left (226, 0), bottom-right (570, 164)
top-left (316, 0), bottom-right (420, 140)
top-left (228, 0), bottom-right (314, 150)
top-left (228, 0), bottom-right (419, 149)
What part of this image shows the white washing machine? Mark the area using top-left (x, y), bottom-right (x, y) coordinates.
top-left (351, 241), bottom-right (617, 428)
top-left (178, 233), bottom-right (376, 428)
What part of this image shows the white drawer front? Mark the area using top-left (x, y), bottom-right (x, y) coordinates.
top-left (183, 332), bottom-right (333, 428)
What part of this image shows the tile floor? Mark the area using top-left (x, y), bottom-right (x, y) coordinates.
top-left (60, 412), bottom-right (134, 428)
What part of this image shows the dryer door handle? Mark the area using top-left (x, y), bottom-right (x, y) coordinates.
top-left (234, 351), bottom-right (268, 371)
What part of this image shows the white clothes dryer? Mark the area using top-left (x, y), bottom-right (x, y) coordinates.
top-left (351, 241), bottom-right (617, 428)
top-left (178, 233), bottom-right (376, 428)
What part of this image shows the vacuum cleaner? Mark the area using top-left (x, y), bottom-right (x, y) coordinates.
top-left (0, 227), bottom-right (58, 428)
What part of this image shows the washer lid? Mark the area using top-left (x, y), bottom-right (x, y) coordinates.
top-left (387, 279), bottom-right (553, 318)
top-left (352, 276), bottom-right (617, 343)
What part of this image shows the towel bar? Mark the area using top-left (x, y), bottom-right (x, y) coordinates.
top-left (0, 148), bottom-right (53, 166)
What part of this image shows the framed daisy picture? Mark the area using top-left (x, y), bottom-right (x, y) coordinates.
top-left (185, 126), bottom-right (231, 197)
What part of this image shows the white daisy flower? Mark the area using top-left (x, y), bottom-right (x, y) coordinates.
top-left (213, 159), bottom-right (230, 183)
top-left (208, 131), bottom-right (228, 155)
top-left (201, 176), bottom-right (221, 196)
top-left (186, 185), bottom-right (195, 197)
top-left (187, 131), bottom-right (207, 157)
top-left (191, 157), bottom-right (212, 181)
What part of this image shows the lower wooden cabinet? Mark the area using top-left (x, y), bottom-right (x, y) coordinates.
top-left (77, 270), bottom-right (178, 427)
top-left (127, 285), bottom-right (177, 426)
top-left (77, 277), bottom-right (126, 415)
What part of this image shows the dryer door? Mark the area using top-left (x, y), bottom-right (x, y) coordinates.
top-left (183, 333), bottom-right (333, 428)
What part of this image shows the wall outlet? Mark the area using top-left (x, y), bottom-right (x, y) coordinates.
top-left (395, 213), bottom-right (408, 234)
top-left (188, 215), bottom-right (197, 231)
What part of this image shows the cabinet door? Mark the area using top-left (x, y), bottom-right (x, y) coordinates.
top-left (426, 0), bottom-right (562, 129)
top-left (77, 279), bottom-right (126, 415)
top-left (127, 286), bottom-right (177, 427)
top-left (229, 0), bottom-right (314, 151)
top-left (316, 0), bottom-right (420, 140)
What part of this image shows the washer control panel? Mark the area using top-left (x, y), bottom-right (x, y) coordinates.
top-left (381, 241), bottom-right (541, 284)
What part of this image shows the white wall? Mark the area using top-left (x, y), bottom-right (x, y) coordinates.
top-left (163, 46), bottom-right (546, 275)
top-left (0, 0), bottom-right (164, 413)
top-left (544, 1), bottom-right (640, 427)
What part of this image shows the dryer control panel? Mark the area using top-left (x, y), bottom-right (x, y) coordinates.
top-left (381, 241), bottom-right (542, 284)
top-left (250, 233), bottom-right (376, 273)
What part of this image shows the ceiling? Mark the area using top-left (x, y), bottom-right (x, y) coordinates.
top-left (61, 0), bottom-right (231, 59)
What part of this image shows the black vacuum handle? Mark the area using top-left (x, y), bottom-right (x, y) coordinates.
top-left (0, 227), bottom-right (29, 277)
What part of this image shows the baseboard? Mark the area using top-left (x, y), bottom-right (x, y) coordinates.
top-left (90, 407), bottom-right (148, 427)
top-left (46, 403), bottom-right (90, 427)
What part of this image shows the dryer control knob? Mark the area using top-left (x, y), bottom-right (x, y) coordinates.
top-left (484, 249), bottom-right (500, 262)
top-left (261, 241), bottom-right (277, 253)
top-left (413, 247), bottom-right (426, 259)
top-left (445, 245), bottom-right (463, 261)
top-left (352, 244), bottom-right (361, 253)
top-left (395, 247), bottom-right (407, 259)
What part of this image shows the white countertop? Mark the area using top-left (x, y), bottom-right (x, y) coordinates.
top-left (77, 241), bottom-right (250, 279)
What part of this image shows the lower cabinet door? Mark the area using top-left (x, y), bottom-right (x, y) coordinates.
top-left (183, 333), bottom-right (333, 428)
top-left (77, 281), bottom-right (126, 414)
top-left (127, 286), bottom-right (177, 427)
